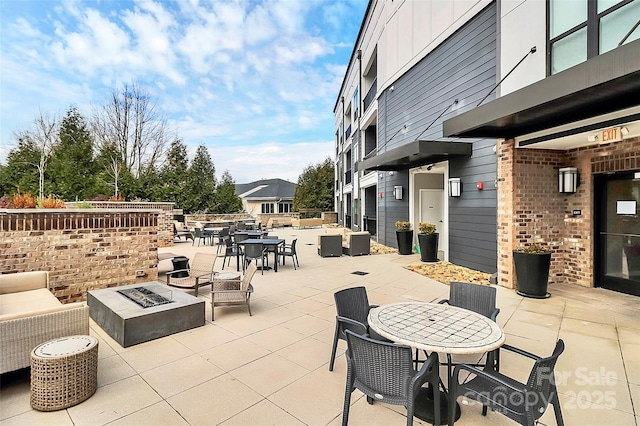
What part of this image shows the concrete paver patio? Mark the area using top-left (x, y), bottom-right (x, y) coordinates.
top-left (1, 227), bottom-right (639, 425)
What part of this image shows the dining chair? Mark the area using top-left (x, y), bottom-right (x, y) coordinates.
top-left (343, 330), bottom-right (441, 426)
top-left (448, 339), bottom-right (565, 426)
top-left (243, 243), bottom-right (267, 275)
top-left (222, 237), bottom-right (242, 270)
top-left (437, 281), bottom-right (501, 372)
top-left (279, 239), bottom-right (299, 269)
top-left (192, 227), bottom-right (210, 246)
top-left (216, 227), bottom-right (229, 254)
top-left (329, 286), bottom-right (390, 371)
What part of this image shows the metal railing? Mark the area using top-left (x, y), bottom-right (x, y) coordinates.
top-left (345, 124), bottom-right (352, 140)
top-left (363, 78), bottom-right (377, 112)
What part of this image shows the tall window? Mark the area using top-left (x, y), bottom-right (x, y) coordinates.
top-left (261, 203), bottom-right (274, 214)
top-left (353, 87), bottom-right (359, 119)
top-left (549, 0), bottom-right (639, 74)
top-left (278, 203), bottom-right (292, 213)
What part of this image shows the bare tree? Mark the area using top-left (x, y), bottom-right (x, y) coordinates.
top-left (92, 82), bottom-right (171, 178)
top-left (15, 111), bottom-right (59, 200)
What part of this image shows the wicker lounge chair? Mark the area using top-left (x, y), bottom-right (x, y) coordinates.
top-left (166, 252), bottom-right (217, 296)
top-left (211, 263), bottom-right (256, 320)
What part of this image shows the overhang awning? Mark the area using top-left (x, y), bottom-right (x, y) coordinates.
top-left (442, 39), bottom-right (640, 139)
top-left (356, 140), bottom-right (472, 171)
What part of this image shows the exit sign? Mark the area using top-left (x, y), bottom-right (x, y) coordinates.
top-left (600, 127), bottom-right (622, 143)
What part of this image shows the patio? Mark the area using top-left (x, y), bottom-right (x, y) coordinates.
top-left (1, 226), bottom-right (639, 425)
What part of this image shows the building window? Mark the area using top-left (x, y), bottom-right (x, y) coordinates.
top-left (548, 0), bottom-right (639, 74)
top-left (261, 203), bottom-right (274, 214)
top-left (353, 87), bottom-right (359, 119)
top-left (278, 203), bottom-right (292, 213)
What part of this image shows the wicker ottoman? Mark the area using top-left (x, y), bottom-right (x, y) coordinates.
top-left (30, 335), bottom-right (98, 411)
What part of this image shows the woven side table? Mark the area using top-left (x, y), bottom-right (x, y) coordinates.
top-left (30, 335), bottom-right (98, 411)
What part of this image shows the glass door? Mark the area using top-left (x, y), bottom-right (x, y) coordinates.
top-left (595, 171), bottom-right (640, 296)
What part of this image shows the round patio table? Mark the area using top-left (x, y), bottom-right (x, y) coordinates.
top-left (368, 301), bottom-right (505, 424)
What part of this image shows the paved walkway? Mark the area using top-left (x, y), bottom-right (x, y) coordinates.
top-left (1, 227), bottom-right (639, 425)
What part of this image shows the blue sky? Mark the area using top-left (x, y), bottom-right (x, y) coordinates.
top-left (0, 0), bottom-right (367, 183)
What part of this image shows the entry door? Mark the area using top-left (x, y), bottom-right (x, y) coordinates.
top-left (419, 189), bottom-right (444, 249)
top-left (595, 172), bottom-right (640, 296)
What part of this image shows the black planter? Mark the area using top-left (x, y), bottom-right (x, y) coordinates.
top-left (396, 230), bottom-right (414, 255)
top-left (513, 251), bottom-right (551, 298)
top-left (418, 233), bottom-right (439, 262)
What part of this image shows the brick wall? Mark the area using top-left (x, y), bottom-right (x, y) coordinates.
top-left (0, 210), bottom-right (159, 303)
top-left (67, 201), bottom-right (176, 247)
top-left (497, 137), bottom-right (640, 289)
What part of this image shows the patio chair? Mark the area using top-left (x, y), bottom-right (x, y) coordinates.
top-left (222, 237), bottom-right (243, 270)
top-left (216, 227), bottom-right (229, 254)
top-left (342, 330), bottom-right (441, 426)
top-left (237, 221), bottom-right (247, 231)
top-left (448, 339), bottom-right (565, 426)
top-left (166, 252), bottom-right (217, 297)
top-left (192, 227), bottom-right (210, 246)
top-left (243, 243), bottom-right (268, 275)
top-left (210, 263), bottom-right (256, 321)
top-left (437, 282), bottom-right (501, 372)
top-left (279, 239), bottom-right (299, 269)
top-left (173, 221), bottom-right (193, 241)
top-left (330, 286), bottom-right (391, 371)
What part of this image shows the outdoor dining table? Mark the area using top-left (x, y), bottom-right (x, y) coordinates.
top-left (233, 231), bottom-right (265, 239)
top-left (238, 238), bottom-right (285, 272)
top-left (367, 301), bottom-right (505, 424)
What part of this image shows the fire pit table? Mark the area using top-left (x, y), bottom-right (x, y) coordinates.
top-left (87, 282), bottom-right (205, 347)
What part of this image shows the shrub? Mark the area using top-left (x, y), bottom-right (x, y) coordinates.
top-left (395, 221), bottom-right (412, 231)
top-left (0, 195), bottom-right (10, 208)
top-left (418, 222), bottom-right (437, 234)
top-left (40, 195), bottom-right (66, 209)
top-left (516, 243), bottom-right (551, 254)
top-left (108, 195), bottom-right (125, 202)
top-left (11, 192), bottom-right (37, 208)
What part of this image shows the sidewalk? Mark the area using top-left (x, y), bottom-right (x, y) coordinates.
top-left (1, 226), bottom-right (638, 425)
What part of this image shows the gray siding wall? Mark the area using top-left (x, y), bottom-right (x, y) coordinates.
top-left (376, 3), bottom-right (497, 272)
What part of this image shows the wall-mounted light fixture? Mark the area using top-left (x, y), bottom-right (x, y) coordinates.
top-left (448, 178), bottom-right (461, 197)
top-left (587, 134), bottom-right (598, 142)
top-left (394, 185), bottom-right (403, 200)
top-left (559, 167), bottom-right (579, 193)
top-left (621, 126), bottom-right (630, 136)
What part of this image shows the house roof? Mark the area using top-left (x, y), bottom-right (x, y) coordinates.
top-left (235, 178), bottom-right (297, 200)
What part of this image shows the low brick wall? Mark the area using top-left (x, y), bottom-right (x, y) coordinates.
top-left (67, 201), bottom-right (176, 247)
top-left (0, 209), bottom-right (160, 303)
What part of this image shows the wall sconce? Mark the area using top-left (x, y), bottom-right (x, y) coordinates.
top-left (449, 178), bottom-right (461, 197)
top-left (621, 126), bottom-right (630, 136)
top-left (559, 167), bottom-right (579, 193)
top-left (394, 185), bottom-right (403, 200)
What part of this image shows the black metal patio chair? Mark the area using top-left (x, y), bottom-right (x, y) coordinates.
top-left (279, 239), bottom-right (299, 269)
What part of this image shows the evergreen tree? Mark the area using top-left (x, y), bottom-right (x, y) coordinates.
top-left (183, 145), bottom-right (216, 213)
top-left (214, 170), bottom-right (242, 213)
top-left (48, 107), bottom-right (97, 200)
top-left (293, 158), bottom-right (335, 212)
top-left (0, 136), bottom-right (41, 196)
top-left (157, 140), bottom-right (189, 207)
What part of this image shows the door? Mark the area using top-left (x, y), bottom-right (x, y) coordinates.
top-left (595, 172), bottom-right (640, 296)
top-left (419, 189), bottom-right (444, 250)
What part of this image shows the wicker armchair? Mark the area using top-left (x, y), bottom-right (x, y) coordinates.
top-left (449, 340), bottom-right (565, 426)
top-left (330, 286), bottom-right (390, 371)
top-left (343, 330), bottom-right (441, 426)
top-left (166, 253), bottom-right (217, 296)
top-left (210, 263), bottom-right (256, 320)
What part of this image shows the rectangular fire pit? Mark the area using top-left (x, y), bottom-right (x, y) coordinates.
top-left (88, 282), bottom-right (205, 348)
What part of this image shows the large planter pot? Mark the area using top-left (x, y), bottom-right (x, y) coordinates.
top-left (513, 251), bottom-right (551, 298)
top-left (396, 230), bottom-right (414, 255)
top-left (418, 233), bottom-right (439, 262)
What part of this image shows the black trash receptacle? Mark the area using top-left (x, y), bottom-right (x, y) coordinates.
top-left (171, 256), bottom-right (190, 278)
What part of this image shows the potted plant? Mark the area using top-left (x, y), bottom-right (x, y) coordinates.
top-left (513, 243), bottom-right (552, 298)
top-left (417, 222), bottom-right (438, 262)
top-left (395, 221), bottom-right (414, 255)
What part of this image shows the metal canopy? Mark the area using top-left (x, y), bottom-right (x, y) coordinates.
top-left (442, 39), bottom-right (640, 139)
top-left (357, 140), bottom-right (472, 171)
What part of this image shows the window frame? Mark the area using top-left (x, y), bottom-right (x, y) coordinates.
top-left (546, 0), bottom-right (636, 75)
